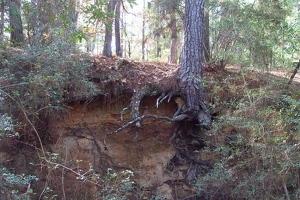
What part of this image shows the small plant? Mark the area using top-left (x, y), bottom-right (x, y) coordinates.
top-left (0, 167), bottom-right (39, 199)
top-left (96, 168), bottom-right (136, 200)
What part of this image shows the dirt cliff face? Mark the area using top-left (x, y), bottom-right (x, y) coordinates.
top-left (47, 95), bottom-right (188, 198)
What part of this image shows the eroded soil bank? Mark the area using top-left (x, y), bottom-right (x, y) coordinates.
top-left (1, 53), bottom-right (300, 199)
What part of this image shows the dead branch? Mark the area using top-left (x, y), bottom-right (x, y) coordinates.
top-left (287, 59), bottom-right (300, 86)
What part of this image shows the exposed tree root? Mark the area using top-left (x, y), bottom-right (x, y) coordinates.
top-left (107, 114), bottom-right (173, 136)
top-left (107, 88), bottom-right (213, 182)
top-left (130, 90), bottom-right (147, 127)
top-left (169, 120), bottom-right (213, 181)
top-left (104, 113), bottom-right (173, 150)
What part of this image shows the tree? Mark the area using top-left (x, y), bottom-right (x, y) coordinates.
top-left (176, 0), bottom-right (210, 125)
top-left (8, 0), bottom-right (24, 46)
top-left (142, 0), bottom-right (146, 60)
top-left (203, 0), bottom-right (210, 62)
top-left (0, 0), bottom-right (4, 37)
top-left (149, 0), bottom-right (182, 63)
top-left (169, 12), bottom-right (178, 63)
top-left (115, 0), bottom-right (122, 56)
top-left (103, 0), bottom-right (118, 57)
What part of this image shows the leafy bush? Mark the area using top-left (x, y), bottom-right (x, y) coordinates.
top-left (96, 168), bottom-right (136, 200)
top-left (195, 75), bottom-right (300, 199)
top-left (0, 167), bottom-right (39, 200)
top-left (0, 40), bottom-right (97, 139)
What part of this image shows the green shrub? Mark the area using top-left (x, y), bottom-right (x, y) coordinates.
top-left (0, 167), bottom-right (39, 200)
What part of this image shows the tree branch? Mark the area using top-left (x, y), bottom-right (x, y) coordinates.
top-left (287, 60), bottom-right (300, 86)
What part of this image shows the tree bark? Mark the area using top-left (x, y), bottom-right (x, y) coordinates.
top-left (8, 0), bottom-right (24, 46)
top-left (103, 0), bottom-right (117, 57)
top-left (204, 0), bottom-right (210, 62)
top-left (0, 0), bottom-right (4, 37)
top-left (115, 0), bottom-right (122, 57)
top-left (141, 0), bottom-right (146, 60)
top-left (178, 0), bottom-right (210, 125)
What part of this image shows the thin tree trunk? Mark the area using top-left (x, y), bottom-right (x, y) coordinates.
top-left (103, 0), bottom-right (117, 57)
top-left (122, 8), bottom-right (127, 57)
top-left (8, 0), bottom-right (24, 46)
top-left (142, 0), bottom-right (146, 60)
top-left (0, 0), bottom-right (4, 37)
top-left (115, 0), bottom-right (122, 57)
top-left (169, 12), bottom-right (178, 64)
top-left (178, 0), bottom-right (210, 125)
top-left (204, 0), bottom-right (210, 62)
top-left (128, 41), bottom-right (131, 58)
top-left (287, 60), bottom-right (300, 86)
top-left (156, 37), bottom-right (161, 58)
top-left (66, 0), bottom-right (78, 50)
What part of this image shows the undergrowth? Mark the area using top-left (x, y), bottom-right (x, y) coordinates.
top-left (196, 71), bottom-right (300, 199)
top-left (0, 40), bottom-right (97, 139)
top-left (0, 167), bottom-right (39, 199)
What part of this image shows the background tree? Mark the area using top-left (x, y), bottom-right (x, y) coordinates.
top-left (8, 0), bottom-right (24, 46)
top-left (103, 0), bottom-right (117, 57)
top-left (204, 0), bottom-right (210, 62)
top-left (0, 0), bottom-right (5, 37)
top-left (142, 0), bottom-right (146, 60)
top-left (149, 0), bottom-right (182, 63)
top-left (115, 0), bottom-right (122, 56)
top-left (208, 0), bottom-right (297, 69)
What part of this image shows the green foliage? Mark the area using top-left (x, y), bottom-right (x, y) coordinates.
top-left (195, 72), bottom-right (300, 199)
top-left (209, 0), bottom-right (298, 68)
top-left (0, 167), bottom-right (39, 199)
top-left (0, 114), bottom-right (14, 136)
top-left (0, 40), bottom-right (97, 138)
top-left (126, 0), bottom-right (138, 8)
top-left (96, 168), bottom-right (135, 200)
top-left (280, 94), bottom-right (300, 131)
top-left (69, 29), bottom-right (86, 43)
top-left (84, 2), bottom-right (108, 22)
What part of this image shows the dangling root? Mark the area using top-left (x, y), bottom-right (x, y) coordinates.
top-left (156, 91), bottom-right (175, 108)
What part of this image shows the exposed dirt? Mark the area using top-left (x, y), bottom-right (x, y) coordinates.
top-left (1, 53), bottom-right (300, 199)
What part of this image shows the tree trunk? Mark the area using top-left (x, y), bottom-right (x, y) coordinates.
top-left (8, 0), bottom-right (24, 46)
top-left (287, 60), bottom-right (300, 86)
top-left (141, 0), bottom-right (146, 60)
top-left (169, 12), bottom-right (178, 64)
top-left (204, 0), bottom-right (210, 62)
top-left (128, 41), bottom-right (131, 58)
top-left (103, 0), bottom-right (117, 57)
top-left (156, 37), bottom-right (161, 58)
top-left (65, 0), bottom-right (78, 50)
top-left (0, 0), bottom-right (4, 37)
top-left (115, 0), bottom-right (122, 57)
top-left (30, 0), bottom-right (51, 46)
top-left (67, 0), bottom-right (78, 36)
top-left (178, 0), bottom-right (210, 125)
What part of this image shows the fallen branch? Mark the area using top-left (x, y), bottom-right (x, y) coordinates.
top-left (287, 59), bottom-right (300, 86)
